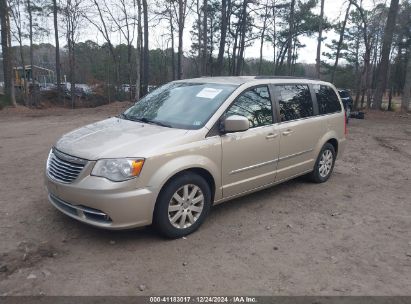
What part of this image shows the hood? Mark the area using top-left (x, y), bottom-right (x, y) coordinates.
top-left (55, 117), bottom-right (190, 160)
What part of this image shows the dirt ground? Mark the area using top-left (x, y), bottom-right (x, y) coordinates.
top-left (0, 103), bottom-right (410, 296)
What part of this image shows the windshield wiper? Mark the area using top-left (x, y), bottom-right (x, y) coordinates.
top-left (119, 113), bottom-right (135, 121)
top-left (119, 113), bottom-right (172, 128)
top-left (139, 117), bottom-right (172, 128)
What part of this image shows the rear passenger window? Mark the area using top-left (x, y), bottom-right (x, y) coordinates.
top-left (276, 85), bottom-right (313, 122)
top-left (226, 86), bottom-right (273, 128)
top-left (315, 85), bottom-right (342, 114)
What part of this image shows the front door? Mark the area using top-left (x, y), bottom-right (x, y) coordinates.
top-left (221, 85), bottom-right (280, 198)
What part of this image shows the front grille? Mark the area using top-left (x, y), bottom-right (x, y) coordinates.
top-left (47, 149), bottom-right (87, 183)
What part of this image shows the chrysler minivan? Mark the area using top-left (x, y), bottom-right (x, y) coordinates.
top-left (45, 76), bottom-right (346, 238)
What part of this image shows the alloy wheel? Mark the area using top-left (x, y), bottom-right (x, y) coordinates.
top-left (318, 149), bottom-right (333, 178)
top-left (168, 184), bottom-right (204, 229)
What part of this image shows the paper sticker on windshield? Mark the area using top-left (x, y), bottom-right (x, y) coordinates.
top-left (196, 88), bottom-right (223, 99)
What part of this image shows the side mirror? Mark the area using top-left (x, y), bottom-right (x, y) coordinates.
top-left (221, 115), bottom-right (250, 133)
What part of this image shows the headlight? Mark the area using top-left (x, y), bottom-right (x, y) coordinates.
top-left (91, 158), bottom-right (145, 182)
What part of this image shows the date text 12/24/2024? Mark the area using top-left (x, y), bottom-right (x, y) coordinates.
top-left (149, 297), bottom-right (257, 303)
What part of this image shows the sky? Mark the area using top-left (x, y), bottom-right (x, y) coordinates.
top-left (36, 0), bottom-right (380, 64)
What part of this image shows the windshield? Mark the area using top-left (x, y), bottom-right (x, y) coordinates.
top-left (122, 82), bottom-right (237, 129)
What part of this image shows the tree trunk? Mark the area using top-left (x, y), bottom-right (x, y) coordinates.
top-left (208, 17), bottom-right (215, 75)
top-left (231, 29), bottom-right (238, 75)
top-left (9, 1), bottom-right (28, 105)
top-left (387, 87), bottom-right (393, 111)
top-left (127, 44), bottom-right (133, 100)
top-left (177, 0), bottom-right (185, 80)
top-left (272, 1), bottom-right (276, 75)
top-left (142, 0), bottom-right (149, 95)
top-left (202, 0), bottom-right (208, 75)
top-left (68, 35), bottom-right (75, 108)
top-left (287, 0), bottom-right (295, 75)
top-left (27, 0), bottom-right (35, 105)
top-left (349, 0), bottom-right (370, 108)
top-left (216, 0), bottom-right (228, 76)
top-left (372, 0), bottom-right (400, 110)
top-left (315, 0), bottom-right (325, 79)
top-left (53, 0), bottom-right (61, 104)
top-left (90, 0), bottom-right (120, 84)
top-left (236, 0), bottom-right (248, 76)
top-left (363, 48), bottom-right (371, 108)
top-left (276, 42), bottom-right (287, 69)
top-left (135, 0), bottom-right (142, 99)
top-left (370, 23), bottom-right (382, 92)
top-left (0, 0), bottom-right (16, 107)
top-left (401, 49), bottom-right (411, 112)
top-left (119, 0), bottom-right (134, 100)
top-left (195, 0), bottom-right (202, 76)
top-left (169, 10), bottom-right (176, 80)
top-left (353, 28), bottom-right (361, 109)
top-left (177, 31), bottom-right (183, 79)
top-left (258, 0), bottom-right (269, 75)
top-left (331, 2), bottom-right (351, 83)
top-left (18, 40), bottom-right (28, 106)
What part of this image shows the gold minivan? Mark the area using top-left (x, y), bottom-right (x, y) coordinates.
top-left (45, 77), bottom-right (346, 238)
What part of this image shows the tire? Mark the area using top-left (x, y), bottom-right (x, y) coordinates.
top-left (153, 172), bottom-right (212, 238)
top-left (308, 143), bottom-right (336, 183)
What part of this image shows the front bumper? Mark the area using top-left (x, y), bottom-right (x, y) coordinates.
top-left (45, 173), bottom-right (157, 230)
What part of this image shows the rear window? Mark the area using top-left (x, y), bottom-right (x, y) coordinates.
top-left (315, 85), bottom-right (342, 114)
top-left (276, 84), bottom-right (313, 122)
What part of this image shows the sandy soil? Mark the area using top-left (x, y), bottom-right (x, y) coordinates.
top-left (0, 104), bottom-right (410, 296)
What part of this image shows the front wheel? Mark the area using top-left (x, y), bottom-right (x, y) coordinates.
top-left (153, 172), bottom-right (212, 238)
top-left (308, 143), bottom-right (336, 183)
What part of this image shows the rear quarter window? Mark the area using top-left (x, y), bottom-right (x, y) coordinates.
top-left (314, 85), bottom-right (342, 115)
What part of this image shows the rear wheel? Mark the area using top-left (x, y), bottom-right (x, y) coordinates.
top-left (308, 143), bottom-right (336, 183)
top-left (153, 172), bottom-right (211, 238)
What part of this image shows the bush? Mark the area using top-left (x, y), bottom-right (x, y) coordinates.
top-left (0, 93), bottom-right (12, 109)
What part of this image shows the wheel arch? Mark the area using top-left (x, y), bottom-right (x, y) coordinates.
top-left (148, 154), bottom-right (220, 204)
top-left (151, 166), bottom-right (217, 225)
top-left (326, 138), bottom-right (339, 156)
top-left (314, 131), bottom-right (340, 161)
top-left (158, 167), bottom-right (216, 203)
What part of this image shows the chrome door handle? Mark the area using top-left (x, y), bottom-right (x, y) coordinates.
top-left (266, 133), bottom-right (278, 139)
top-left (282, 129), bottom-right (294, 136)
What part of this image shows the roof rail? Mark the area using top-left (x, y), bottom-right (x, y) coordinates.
top-left (254, 75), bottom-right (320, 80)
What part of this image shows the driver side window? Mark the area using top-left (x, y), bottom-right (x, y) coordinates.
top-left (225, 86), bottom-right (273, 128)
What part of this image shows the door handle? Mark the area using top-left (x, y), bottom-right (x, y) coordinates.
top-left (282, 129), bottom-right (294, 136)
top-left (265, 133), bottom-right (278, 139)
